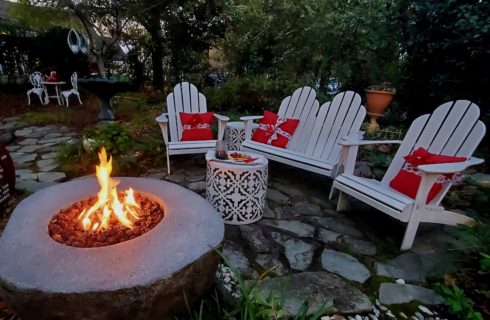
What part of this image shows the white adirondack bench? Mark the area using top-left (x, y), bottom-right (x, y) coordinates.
top-left (155, 82), bottom-right (229, 174)
top-left (330, 100), bottom-right (486, 250)
top-left (240, 88), bottom-right (366, 177)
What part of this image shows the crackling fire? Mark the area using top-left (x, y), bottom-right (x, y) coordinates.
top-left (78, 147), bottom-right (141, 232)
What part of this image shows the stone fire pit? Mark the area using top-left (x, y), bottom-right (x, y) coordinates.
top-left (0, 177), bottom-right (224, 320)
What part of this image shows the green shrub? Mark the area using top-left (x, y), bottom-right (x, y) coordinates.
top-left (84, 123), bottom-right (131, 155)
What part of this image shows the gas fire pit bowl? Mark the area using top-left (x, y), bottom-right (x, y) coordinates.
top-left (0, 177), bottom-right (224, 320)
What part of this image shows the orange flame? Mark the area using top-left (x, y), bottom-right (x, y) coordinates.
top-left (78, 147), bottom-right (140, 232)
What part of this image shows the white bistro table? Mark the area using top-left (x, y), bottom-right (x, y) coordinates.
top-left (40, 81), bottom-right (66, 106)
top-left (205, 150), bottom-right (268, 225)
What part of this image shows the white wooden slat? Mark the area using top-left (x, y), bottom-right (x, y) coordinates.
top-left (333, 178), bottom-right (410, 222)
top-left (456, 121), bottom-right (486, 157)
top-left (278, 95), bottom-right (292, 116)
top-left (305, 101), bottom-right (331, 155)
top-left (292, 87), bottom-right (315, 119)
top-left (326, 99), bottom-right (365, 163)
top-left (323, 92), bottom-right (361, 161)
top-left (428, 100), bottom-right (470, 154)
top-left (381, 115), bottom-right (430, 184)
top-left (181, 82), bottom-right (192, 113)
top-left (280, 87), bottom-right (303, 118)
top-left (334, 174), bottom-right (411, 212)
top-left (289, 100), bottom-right (320, 152)
top-left (312, 92), bottom-right (346, 158)
top-left (440, 102), bottom-right (480, 155)
top-left (413, 101), bottom-right (453, 151)
top-left (189, 83), bottom-right (200, 113)
top-left (198, 93), bottom-right (207, 113)
top-left (166, 93), bottom-right (179, 142)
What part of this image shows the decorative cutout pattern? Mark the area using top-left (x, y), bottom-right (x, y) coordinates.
top-left (224, 125), bottom-right (246, 151)
top-left (206, 161), bottom-right (268, 224)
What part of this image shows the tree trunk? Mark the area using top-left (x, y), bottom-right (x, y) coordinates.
top-left (151, 35), bottom-right (164, 89)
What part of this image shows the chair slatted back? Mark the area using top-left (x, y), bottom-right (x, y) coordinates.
top-left (277, 86), bottom-right (320, 151)
top-left (30, 72), bottom-right (43, 88)
top-left (382, 100), bottom-right (486, 185)
top-left (71, 72), bottom-right (78, 91)
top-left (306, 91), bottom-right (365, 162)
top-left (166, 82), bottom-right (207, 142)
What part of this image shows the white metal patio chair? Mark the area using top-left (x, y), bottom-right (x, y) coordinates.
top-left (61, 72), bottom-right (82, 107)
top-left (330, 100), bottom-right (486, 250)
top-left (155, 82), bottom-right (230, 174)
top-left (26, 72), bottom-right (48, 106)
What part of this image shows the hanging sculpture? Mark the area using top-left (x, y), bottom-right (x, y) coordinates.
top-left (67, 28), bottom-right (89, 55)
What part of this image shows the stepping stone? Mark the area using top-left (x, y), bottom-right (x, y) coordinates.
top-left (375, 253), bottom-right (425, 282)
top-left (283, 239), bottom-right (314, 271)
top-left (340, 236), bottom-right (377, 256)
top-left (42, 132), bottom-right (63, 140)
top-left (5, 145), bottom-right (20, 152)
top-left (14, 128), bottom-right (34, 137)
top-left (379, 283), bottom-right (443, 305)
top-left (186, 174), bottom-right (205, 182)
top-left (17, 144), bottom-right (45, 153)
top-left (253, 272), bottom-right (372, 315)
top-left (165, 173), bottom-right (186, 183)
top-left (293, 201), bottom-right (322, 216)
top-left (318, 228), bottom-right (341, 243)
top-left (321, 249), bottom-right (371, 283)
top-left (222, 240), bottom-right (256, 279)
top-left (266, 189), bottom-right (290, 204)
top-left (11, 153), bottom-right (37, 164)
top-left (15, 180), bottom-right (57, 193)
top-left (309, 195), bottom-right (334, 209)
top-left (307, 216), bottom-right (364, 238)
top-left (38, 136), bottom-right (72, 144)
top-left (187, 181), bottom-right (206, 193)
top-left (255, 254), bottom-right (288, 276)
top-left (260, 220), bottom-right (315, 237)
top-left (37, 172), bottom-right (66, 183)
top-left (18, 138), bottom-right (39, 146)
top-left (37, 158), bottom-right (58, 170)
top-left (240, 225), bottom-right (270, 253)
top-left (0, 131), bottom-right (14, 145)
top-left (15, 169), bottom-right (37, 181)
top-left (41, 152), bottom-right (58, 160)
top-left (271, 181), bottom-right (304, 198)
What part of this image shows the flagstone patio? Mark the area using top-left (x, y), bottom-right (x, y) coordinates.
top-left (0, 117), bottom-right (463, 319)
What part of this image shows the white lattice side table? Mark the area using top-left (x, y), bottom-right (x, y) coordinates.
top-left (205, 150), bottom-right (268, 225)
top-left (224, 121), bottom-right (259, 151)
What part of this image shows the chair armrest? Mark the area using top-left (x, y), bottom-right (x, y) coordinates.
top-left (215, 114), bottom-right (229, 140)
top-left (417, 157), bottom-right (484, 174)
top-left (240, 115), bottom-right (263, 121)
top-left (241, 115), bottom-right (263, 140)
top-left (155, 113), bottom-right (168, 123)
top-left (339, 138), bottom-right (403, 147)
top-left (155, 113), bottom-right (169, 145)
top-left (214, 114), bottom-right (230, 122)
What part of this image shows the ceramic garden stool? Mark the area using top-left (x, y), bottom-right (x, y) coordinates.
top-left (205, 150), bottom-right (268, 225)
top-left (224, 121), bottom-right (258, 151)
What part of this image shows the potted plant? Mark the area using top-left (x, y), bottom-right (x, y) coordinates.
top-left (365, 82), bottom-right (396, 132)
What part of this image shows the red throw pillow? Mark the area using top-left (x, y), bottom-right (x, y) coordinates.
top-left (180, 112), bottom-right (214, 141)
top-left (390, 147), bottom-right (466, 203)
top-left (251, 111), bottom-right (300, 148)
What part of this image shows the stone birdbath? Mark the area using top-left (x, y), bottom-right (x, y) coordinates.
top-left (78, 76), bottom-right (131, 121)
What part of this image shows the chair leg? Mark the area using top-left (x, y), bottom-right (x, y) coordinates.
top-left (27, 93), bottom-right (31, 106)
top-left (329, 183), bottom-right (337, 200)
top-left (400, 217), bottom-right (420, 250)
top-left (166, 148), bottom-right (171, 175)
top-left (336, 191), bottom-right (349, 212)
top-left (76, 93), bottom-right (82, 105)
top-left (65, 95), bottom-right (70, 107)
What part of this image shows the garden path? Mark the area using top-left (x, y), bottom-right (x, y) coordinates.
top-left (0, 117), bottom-right (463, 319)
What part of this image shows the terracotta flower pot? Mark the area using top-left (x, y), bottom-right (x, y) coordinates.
top-left (365, 89), bottom-right (395, 133)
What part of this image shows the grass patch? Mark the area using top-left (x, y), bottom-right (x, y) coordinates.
top-left (21, 109), bottom-right (76, 125)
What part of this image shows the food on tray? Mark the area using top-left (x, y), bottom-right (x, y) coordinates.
top-left (227, 152), bottom-right (257, 163)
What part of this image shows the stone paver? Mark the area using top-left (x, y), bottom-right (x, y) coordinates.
top-left (321, 249), bottom-right (371, 283)
top-left (260, 219), bottom-right (315, 237)
top-left (379, 283), bottom-right (444, 305)
top-left (283, 239), bottom-right (314, 271)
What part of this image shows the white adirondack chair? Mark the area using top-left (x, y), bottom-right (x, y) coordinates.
top-left (330, 100), bottom-right (486, 250)
top-left (240, 88), bottom-right (366, 177)
top-left (26, 72), bottom-right (48, 105)
top-left (155, 82), bottom-right (229, 174)
top-left (61, 72), bottom-right (83, 107)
